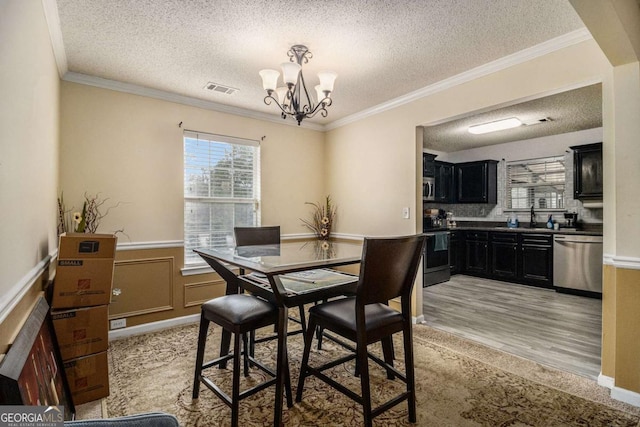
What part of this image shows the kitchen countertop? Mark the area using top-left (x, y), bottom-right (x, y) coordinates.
top-left (424, 224), bottom-right (602, 236)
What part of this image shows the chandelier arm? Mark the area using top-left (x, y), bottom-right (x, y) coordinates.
top-left (263, 95), bottom-right (294, 116)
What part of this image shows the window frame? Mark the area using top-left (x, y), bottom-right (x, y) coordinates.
top-left (183, 130), bottom-right (261, 266)
top-left (504, 155), bottom-right (567, 212)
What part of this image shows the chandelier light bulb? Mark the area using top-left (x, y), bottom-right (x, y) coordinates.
top-left (275, 87), bottom-right (290, 108)
top-left (281, 62), bottom-right (302, 86)
top-left (259, 69), bottom-right (280, 92)
top-left (317, 71), bottom-right (337, 93)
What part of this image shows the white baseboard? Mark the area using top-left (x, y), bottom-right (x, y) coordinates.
top-left (108, 314), bottom-right (199, 340)
top-left (413, 315), bottom-right (425, 325)
top-left (598, 373), bottom-right (614, 389)
top-left (611, 386), bottom-right (640, 408)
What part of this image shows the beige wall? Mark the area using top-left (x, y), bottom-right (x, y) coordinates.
top-left (0, 1), bottom-right (60, 336)
top-left (325, 40), bottom-right (611, 239)
top-left (59, 82), bottom-right (327, 241)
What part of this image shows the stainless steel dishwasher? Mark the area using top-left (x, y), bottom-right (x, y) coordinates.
top-left (553, 234), bottom-right (603, 294)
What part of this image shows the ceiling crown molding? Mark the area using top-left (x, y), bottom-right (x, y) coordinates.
top-left (325, 28), bottom-right (594, 131)
top-left (62, 72), bottom-right (325, 131)
top-left (42, 0), bottom-right (68, 77)
top-left (44, 1), bottom-right (592, 134)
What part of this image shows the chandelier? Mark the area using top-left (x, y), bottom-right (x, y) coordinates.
top-left (259, 45), bottom-right (337, 125)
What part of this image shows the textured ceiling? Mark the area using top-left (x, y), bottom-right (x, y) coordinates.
top-left (56, 0), bottom-right (588, 130)
top-left (423, 83), bottom-right (603, 152)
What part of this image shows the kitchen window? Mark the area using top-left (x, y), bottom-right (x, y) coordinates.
top-left (183, 130), bottom-right (260, 265)
top-left (506, 156), bottom-right (565, 210)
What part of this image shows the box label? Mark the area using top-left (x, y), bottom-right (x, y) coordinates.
top-left (78, 241), bottom-right (100, 253)
top-left (58, 260), bottom-right (83, 267)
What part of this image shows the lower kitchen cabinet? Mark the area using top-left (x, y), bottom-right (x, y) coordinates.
top-left (449, 230), bottom-right (463, 275)
top-left (520, 233), bottom-right (553, 287)
top-left (459, 230), bottom-right (553, 289)
top-left (464, 231), bottom-right (489, 275)
top-left (490, 233), bottom-right (518, 280)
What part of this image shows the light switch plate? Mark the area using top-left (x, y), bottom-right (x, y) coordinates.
top-left (402, 207), bottom-right (410, 219)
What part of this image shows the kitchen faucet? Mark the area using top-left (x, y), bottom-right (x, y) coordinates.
top-left (530, 205), bottom-right (537, 228)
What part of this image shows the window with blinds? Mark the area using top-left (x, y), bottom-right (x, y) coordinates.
top-left (184, 131), bottom-right (260, 264)
top-left (506, 156), bottom-right (565, 210)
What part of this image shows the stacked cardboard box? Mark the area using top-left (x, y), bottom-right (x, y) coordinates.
top-left (51, 233), bottom-right (116, 405)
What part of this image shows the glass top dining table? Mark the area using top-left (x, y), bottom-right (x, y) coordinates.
top-left (194, 239), bottom-right (363, 426)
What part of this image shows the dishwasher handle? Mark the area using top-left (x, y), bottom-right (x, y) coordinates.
top-left (554, 235), bottom-right (602, 244)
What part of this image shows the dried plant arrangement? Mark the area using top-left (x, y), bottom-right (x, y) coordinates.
top-left (57, 192), bottom-right (124, 235)
top-left (300, 195), bottom-right (336, 240)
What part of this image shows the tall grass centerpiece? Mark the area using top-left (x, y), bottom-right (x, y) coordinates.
top-left (301, 196), bottom-right (336, 240)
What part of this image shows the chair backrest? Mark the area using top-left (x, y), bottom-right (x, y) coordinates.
top-left (356, 235), bottom-right (426, 307)
top-left (234, 226), bottom-right (281, 246)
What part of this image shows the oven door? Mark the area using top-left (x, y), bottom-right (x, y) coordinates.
top-left (423, 231), bottom-right (451, 286)
top-left (425, 232), bottom-right (449, 269)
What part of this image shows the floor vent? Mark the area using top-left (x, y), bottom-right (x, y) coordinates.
top-left (204, 82), bottom-right (238, 95)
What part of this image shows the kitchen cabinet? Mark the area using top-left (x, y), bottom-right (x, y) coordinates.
top-left (571, 142), bottom-right (602, 200)
top-left (423, 153), bottom-right (436, 177)
top-left (455, 160), bottom-right (498, 204)
top-left (490, 232), bottom-right (518, 280)
top-left (464, 231), bottom-right (489, 275)
top-left (520, 233), bottom-right (553, 288)
top-left (434, 161), bottom-right (455, 203)
top-left (459, 230), bottom-right (553, 289)
top-left (449, 230), bottom-right (463, 275)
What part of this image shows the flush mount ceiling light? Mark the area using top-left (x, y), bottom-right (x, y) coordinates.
top-left (468, 117), bottom-right (523, 134)
top-left (259, 45), bottom-right (337, 126)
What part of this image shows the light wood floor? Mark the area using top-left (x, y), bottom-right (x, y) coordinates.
top-left (422, 275), bottom-right (602, 379)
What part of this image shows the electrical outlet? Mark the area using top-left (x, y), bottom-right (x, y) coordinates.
top-left (110, 318), bottom-right (126, 330)
top-left (402, 207), bottom-right (410, 219)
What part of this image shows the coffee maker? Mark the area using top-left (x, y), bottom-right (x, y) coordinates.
top-left (564, 212), bottom-right (578, 228)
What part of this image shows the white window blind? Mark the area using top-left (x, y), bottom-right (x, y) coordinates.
top-left (506, 156), bottom-right (565, 210)
top-left (183, 130), bottom-right (260, 264)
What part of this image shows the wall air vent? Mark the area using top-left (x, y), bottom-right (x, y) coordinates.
top-left (523, 117), bottom-right (552, 126)
top-left (204, 82), bottom-right (239, 95)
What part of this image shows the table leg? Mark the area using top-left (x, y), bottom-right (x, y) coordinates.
top-left (274, 306), bottom-right (289, 426)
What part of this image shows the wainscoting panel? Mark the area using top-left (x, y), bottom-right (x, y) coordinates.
top-left (184, 279), bottom-right (226, 308)
top-left (110, 257), bottom-right (174, 318)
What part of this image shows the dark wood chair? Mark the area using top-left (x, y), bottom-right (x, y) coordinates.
top-left (192, 293), bottom-right (291, 427)
top-left (296, 234), bottom-right (427, 427)
top-left (233, 226), bottom-right (308, 353)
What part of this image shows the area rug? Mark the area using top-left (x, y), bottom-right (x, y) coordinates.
top-left (105, 323), bottom-right (640, 426)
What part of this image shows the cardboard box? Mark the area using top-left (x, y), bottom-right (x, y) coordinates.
top-left (63, 351), bottom-right (109, 405)
top-left (58, 233), bottom-right (117, 260)
top-left (51, 305), bottom-right (108, 360)
top-left (52, 258), bottom-right (115, 309)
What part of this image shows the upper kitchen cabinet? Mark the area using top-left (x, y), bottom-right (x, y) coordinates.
top-left (455, 160), bottom-right (498, 204)
top-left (571, 143), bottom-right (603, 200)
top-left (434, 161), bottom-right (455, 203)
top-left (423, 153), bottom-right (437, 177)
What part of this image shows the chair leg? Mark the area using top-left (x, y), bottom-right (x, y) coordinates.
top-left (242, 332), bottom-right (250, 377)
top-left (192, 312), bottom-right (208, 399)
top-left (381, 336), bottom-right (396, 380)
top-left (403, 324), bottom-right (417, 423)
top-left (295, 316), bottom-right (317, 403)
top-left (357, 340), bottom-right (373, 427)
top-left (249, 330), bottom-right (256, 357)
top-left (231, 331), bottom-right (242, 427)
top-left (219, 329), bottom-right (232, 369)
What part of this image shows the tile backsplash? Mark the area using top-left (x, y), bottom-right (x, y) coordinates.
top-left (424, 153), bottom-right (603, 227)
